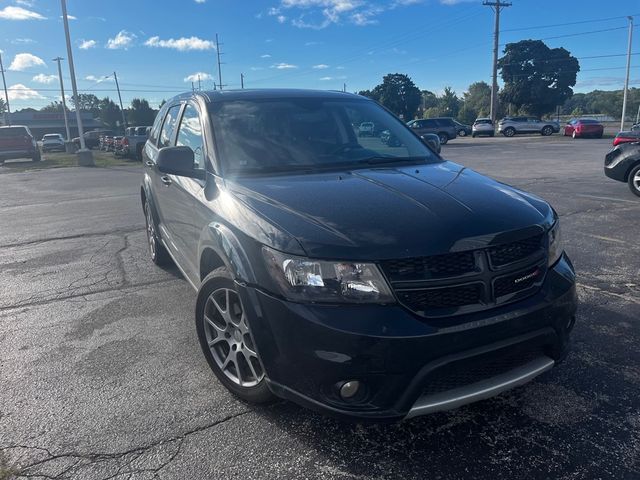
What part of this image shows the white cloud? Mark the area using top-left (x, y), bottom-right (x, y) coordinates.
top-left (7, 83), bottom-right (44, 100)
top-left (184, 72), bottom-right (213, 82)
top-left (79, 39), bottom-right (97, 50)
top-left (319, 76), bottom-right (333, 81)
top-left (106, 30), bottom-right (136, 50)
top-left (250, 67), bottom-right (264, 71)
top-left (0, 6), bottom-right (45, 20)
top-left (8, 53), bottom-right (45, 71)
top-left (85, 75), bottom-right (113, 83)
top-left (15, 0), bottom-right (35, 6)
top-left (144, 36), bottom-right (215, 51)
top-left (271, 62), bottom-right (298, 69)
top-left (11, 38), bottom-right (35, 45)
top-left (277, 15), bottom-right (287, 23)
top-left (32, 74), bottom-right (57, 84)
top-left (260, 54), bottom-right (272, 58)
top-left (195, 0), bottom-right (206, 2)
top-left (312, 64), bottom-right (329, 69)
top-left (61, 14), bottom-right (77, 20)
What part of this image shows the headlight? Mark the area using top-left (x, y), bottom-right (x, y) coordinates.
top-left (548, 220), bottom-right (563, 266)
top-left (262, 247), bottom-right (394, 304)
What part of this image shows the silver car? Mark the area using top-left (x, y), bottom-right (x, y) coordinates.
top-left (498, 116), bottom-right (560, 137)
top-left (472, 118), bottom-right (494, 137)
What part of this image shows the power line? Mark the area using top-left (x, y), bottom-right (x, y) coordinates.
top-left (502, 13), bottom-right (640, 32)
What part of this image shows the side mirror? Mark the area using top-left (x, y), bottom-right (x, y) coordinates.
top-left (157, 146), bottom-right (205, 180)
top-left (420, 134), bottom-right (441, 153)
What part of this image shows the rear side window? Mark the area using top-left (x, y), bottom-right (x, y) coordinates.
top-left (158, 105), bottom-right (182, 148)
top-left (436, 119), bottom-right (455, 127)
top-left (0, 127), bottom-right (28, 137)
top-left (422, 120), bottom-right (437, 128)
top-left (176, 104), bottom-right (205, 170)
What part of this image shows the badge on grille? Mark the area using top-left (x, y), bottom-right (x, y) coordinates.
top-left (513, 268), bottom-right (540, 284)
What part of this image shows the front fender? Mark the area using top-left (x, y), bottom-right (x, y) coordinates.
top-left (198, 222), bottom-right (257, 284)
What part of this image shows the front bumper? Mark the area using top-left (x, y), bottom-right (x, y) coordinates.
top-left (239, 254), bottom-right (577, 421)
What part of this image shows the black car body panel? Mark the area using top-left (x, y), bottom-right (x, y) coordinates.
top-left (141, 89), bottom-right (577, 420)
top-left (605, 143), bottom-right (640, 182)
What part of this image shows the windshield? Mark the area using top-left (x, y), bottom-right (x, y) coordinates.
top-left (209, 98), bottom-right (438, 175)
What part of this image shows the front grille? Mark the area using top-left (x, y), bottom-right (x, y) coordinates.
top-left (397, 283), bottom-right (482, 311)
top-left (421, 344), bottom-right (545, 396)
top-left (487, 234), bottom-right (544, 267)
top-left (381, 251), bottom-right (476, 282)
top-left (382, 232), bottom-right (546, 318)
top-left (494, 265), bottom-right (542, 298)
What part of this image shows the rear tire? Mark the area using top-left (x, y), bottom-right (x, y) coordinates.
top-left (541, 126), bottom-right (553, 136)
top-left (196, 267), bottom-right (274, 404)
top-left (458, 129), bottom-right (467, 137)
top-left (437, 132), bottom-right (449, 145)
top-left (628, 164), bottom-right (640, 198)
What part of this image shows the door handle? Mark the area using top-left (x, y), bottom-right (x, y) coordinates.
top-left (160, 175), bottom-right (172, 186)
top-left (145, 160), bottom-right (154, 168)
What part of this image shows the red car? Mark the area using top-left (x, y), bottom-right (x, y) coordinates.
top-left (564, 118), bottom-right (604, 138)
top-left (613, 130), bottom-right (640, 147)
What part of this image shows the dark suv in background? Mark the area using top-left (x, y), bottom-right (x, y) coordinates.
top-left (407, 118), bottom-right (457, 144)
top-left (0, 125), bottom-right (40, 164)
top-left (141, 89), bottom-right (576, 421)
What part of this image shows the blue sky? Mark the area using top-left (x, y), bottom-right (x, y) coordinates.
top-left (0, 0), bottom-right (638, 110)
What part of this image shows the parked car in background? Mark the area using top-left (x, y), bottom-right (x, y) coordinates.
top-left (41, 133), bottom-right (65, 152)
top-left (453, 120), bottom-right (472, 137)
top-left (563, 119), bottom-right (604, 138)
top-left (103, 136), bottom-right (115, 152)
top-left (142, 89), bottom-right (576, 421)
top-left (407, 118), bottom-right (457, 145)
top-left (73, 129), bottom-right (114, 149)
top-left (381, 129), bottom-right (441, 154)
top-left (121, 126), bottom-right (151, 160)
top-left (613, 130), bottom-right (640, 147)
top-left (604, 142), bottom-right (640, 197)
top-left (498, 117), bottom-right (560, 137)
top-left (358, 122), bottom-right (375, 137)
top-left (112, 136), bottom-right (124, 154)
top-left (0, 125), bottom-right (40, 164)
top-left (472, 118), bottom-right (495, 137)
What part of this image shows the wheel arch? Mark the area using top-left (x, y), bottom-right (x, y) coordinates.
top-left (624, 158), bottom-right (640, 181)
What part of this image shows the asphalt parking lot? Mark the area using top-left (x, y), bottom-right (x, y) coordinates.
top-left (1, 135), bottom-right (638, 479)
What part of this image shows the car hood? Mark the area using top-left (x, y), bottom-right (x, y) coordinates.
top-left (227, 161), bottom-right (554, 260)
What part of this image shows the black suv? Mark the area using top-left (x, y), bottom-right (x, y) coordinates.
top-left (142, 89), bottom-right (577, 421)
top-left (407, 118), bottom-right (457, 145)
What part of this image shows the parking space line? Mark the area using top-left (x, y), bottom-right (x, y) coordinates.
top-left (576, 283), bottom-right (640, 305)
top-left (575, 194), bottom-right (639, 204)
top-left (576, 232), bottom-right (630, 245)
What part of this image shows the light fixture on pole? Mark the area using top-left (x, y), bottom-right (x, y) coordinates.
top-left (60, 0), bottom-right (93, 166)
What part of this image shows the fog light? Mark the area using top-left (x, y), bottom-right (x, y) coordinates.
top-left (339, 380), bottom-right (361, 399)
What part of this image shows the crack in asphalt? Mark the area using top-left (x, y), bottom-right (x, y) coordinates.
top-left (0, 227), bottom-right (144, 250)
top-left (1, 409), bottom-right (253, 479)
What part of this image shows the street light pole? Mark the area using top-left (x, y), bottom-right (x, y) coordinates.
top-left (112, 71), bottom-right (127, 130)
top-left (621, 16), bottom-right (634, 131)
top-left (53, 57), bottom-right (71, 143)
top-left (0, 52), bottom-right (11, 126)
top-left (60, 0), bottom-right (93, 165)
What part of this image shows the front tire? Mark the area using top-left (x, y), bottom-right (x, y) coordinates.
top-left (503, 127), bottom-right (515, 137)
top-left (144, 199), bottom-right (171, 266)
top-left (541, 126), bottom-right (553, 136)
top-left (196, 267), bottom-right (274, 403)
top-left (628, 164), bottom-right (640, 198)
top-left (458, 129), bottom-right (467, 137)
top-left (437, 132), bottom-right (449, 145)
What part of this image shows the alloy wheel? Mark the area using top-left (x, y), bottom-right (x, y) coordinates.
top-left (633, 170), bottom-right (640, 193)
top-left (203, 288), bottom-right (264, 387)
top-left (144, 203), bottom-right (157, 260)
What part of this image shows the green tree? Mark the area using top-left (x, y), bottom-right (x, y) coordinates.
top-left (438, 86), bottom-right (460, 118)
top-left (40, 101), bottom-right (69, 113)
top-left (498, 39), bottom-right (580, 116)
top-left (98, 98), bottom-right (123, 130)
top-left (127, 98), bottom-right (156, 126)
top-left (359, 73), bottom-right (422, 120)
top-left (0, 98), bottom-right (6, 115)
top-left (70, 93), bottom-right (101, 114)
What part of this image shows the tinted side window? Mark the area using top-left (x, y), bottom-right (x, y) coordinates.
top-left (176, 104), bottom-right (205, 170)
top-left (0, 127), bottom-right (28, 137)
top-left (422, 120), bottom-right (437, 128)
top-left (436, 119), bottom-right (454, 127)
top-left (158, 105), bottom-right (182, 148)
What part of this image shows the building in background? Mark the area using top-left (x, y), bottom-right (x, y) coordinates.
top-left (0, 111), bottom-right (103, 139)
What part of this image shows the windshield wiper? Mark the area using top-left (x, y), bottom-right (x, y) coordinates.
top-left (356, 156), bottom-right (428, 165)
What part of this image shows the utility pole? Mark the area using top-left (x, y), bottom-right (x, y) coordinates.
top-left (343, 82), bottom-right (347, 93)
top-left (0, 51), bottom-right (11, 126)
top-left (240, 73), bottom-right (244, 89)
top-left (216, 33), bottom-right (224, 90)
top-left (113, 71), bottom-right (127, 130)
top-left (483, 0), bottom-right (511, 124)
top-left (52, 57), bottom-right (71, 143)
top-left (191, 81), bottom-right (195, 92)
top-left (621, 16), bottom-right (634, 131)
top-left (61, 0), bottom-right (93, 165)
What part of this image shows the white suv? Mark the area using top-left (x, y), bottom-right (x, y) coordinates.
top-left (472, 118), bottom-right (494, 137)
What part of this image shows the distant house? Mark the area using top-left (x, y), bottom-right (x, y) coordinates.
top-left (0, 111), bottom-right (103, 139)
